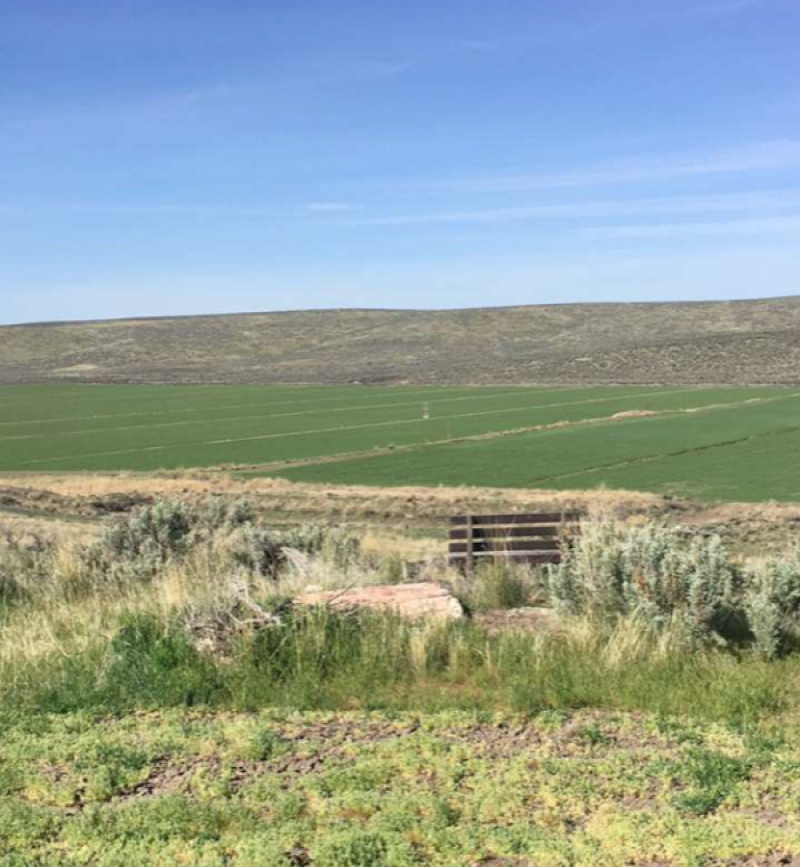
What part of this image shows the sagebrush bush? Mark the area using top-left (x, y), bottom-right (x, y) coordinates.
top-left (78, 497), bottom-right (292, 587)
top-left (548, 521), bottom-right (741, 646)
top-left (196, 496), bottom-right (256, 534)
top-left (547, 518), bottom-right (800, 656)
top-left (744, 548), bottom-right (800, 658)
top-left (81, 500), bottom-right (194, 584)
top-left (225, 525), bottom-right (284, 578)
top-left (279, 523), bottom-right (361, 567)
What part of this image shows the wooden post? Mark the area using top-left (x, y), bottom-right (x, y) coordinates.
top-left (466, 514), bottom-right (475, 578)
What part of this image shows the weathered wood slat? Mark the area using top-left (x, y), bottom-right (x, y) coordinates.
top-left (449, 539), bottom-right (561, 554)
top-left (449, 526), bottom-right (561, 540)
top-left (448, 551), bottom-right (562, 565)
top-left (465, 514), bottom-right (475, 577)
top-left (449, 512), bottom-right (583, 526)
top-left (448, 510), bottom-right (582, 572)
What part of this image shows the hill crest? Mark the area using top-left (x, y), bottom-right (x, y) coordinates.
top-left (3, 297), bottom-right (800, 386)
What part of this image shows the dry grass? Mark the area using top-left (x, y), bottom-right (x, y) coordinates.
top-left (0, 512), bottom-right (96, 543)
top-left (5, 472), bottom-right (800, 563)
top-left (0, 524), bottom-right (437, 675)
top-left (358, 529), bottom-right (442, 560)
top-left (0, 470), bottom-right (666, 511)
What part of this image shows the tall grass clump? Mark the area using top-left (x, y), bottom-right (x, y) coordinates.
top-left (0, 535), bottom-right (48, 610)
top-left (454, 560), bottom-right (544, 613)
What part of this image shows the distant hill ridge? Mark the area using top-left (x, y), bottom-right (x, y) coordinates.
top-left (3, 297), bottom-right (800, 386)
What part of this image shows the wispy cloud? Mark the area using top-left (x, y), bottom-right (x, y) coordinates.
top-left (0, 82), bottom-right (241, 134)
top-left (0, 201), bottom-right (286, 218)
top-left (0, 200), bottom-right (366, 219)
top-left (304, 202), bottom-right (359, 213)
top-left (339, 190), bottom-right (800, 227)
top-left (585, 215), bottom-right (800, 239)
top-left (1, 59), bottom-right (413, 135)
top-left (424, 140), bottom-right (800, 193)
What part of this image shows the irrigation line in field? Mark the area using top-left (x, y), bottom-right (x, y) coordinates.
top-left (527, 420), bottom-right (800, 486)
top-left (7, 387), bottom-right (702, 465)
top-left (0, 385), bottom-right (538, 428)
top-left (234, 392), bottom-right (800, 475)
top-left (0, 386), bottom-right (595, 439)
top-left (0, 385), bottom-right (443, 418)
top-left (0, 386), bottom-right (465, 424)
top-left (10, 389), bottom-right (797, 470)
top-left (0, 386), bottom-right (702, 443)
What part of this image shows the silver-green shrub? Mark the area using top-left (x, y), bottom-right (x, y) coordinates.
top-left (81, 500), bottom-right (196, 584)
top-left (744, 549), bottom-right (800, 658)
top-left (548, 519), bottom-right (627, 616)
top-left (548, 520), bottom-right (739, 645)
top-left (278, 523), bottom-right (361, 568)
top-left (226, 525), bottom-right (284, 578)
top-left (79, 501), bottom-right (363, 586)
top-left (196, 497), bottom-right (256, 534)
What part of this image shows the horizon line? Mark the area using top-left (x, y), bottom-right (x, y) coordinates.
top-left (5, 293), bottom-right (800, 329)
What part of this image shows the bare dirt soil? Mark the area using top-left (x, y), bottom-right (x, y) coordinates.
top-left (3, 472), bottom-right (800, 556)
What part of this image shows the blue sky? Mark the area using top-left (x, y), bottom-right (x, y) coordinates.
top-left (2, 0), bottom-right (800, 324)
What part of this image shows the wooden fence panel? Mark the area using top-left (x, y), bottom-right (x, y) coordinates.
top-left (449, 512), bottom-right (583, 526)
top-left (448, 511), bottom-right (582, 574)
top-left (449, 526), bottom-right (561, 540)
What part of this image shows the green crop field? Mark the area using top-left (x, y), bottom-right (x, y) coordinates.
top-left (2, 384), bottom-right (800, 501)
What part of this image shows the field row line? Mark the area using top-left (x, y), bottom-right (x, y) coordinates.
top-left (0, 387), bottom-right (587, 440)
top-left (530, 420), bottom-right (800, 487)
top-left (0, 383), bottom-right (350, 406)
top-left (6, 388), bottom-right (704, 467)
top-left (0, 387), bottom-right (699, 443)
top-left (0, 385), bottom-right (536, 428)
top-left (235, 393), bottom-right (800, 476)
top-left (13, 390), bottom-right (799, 472)
top-left (0, 386), bottom-right (460, 421)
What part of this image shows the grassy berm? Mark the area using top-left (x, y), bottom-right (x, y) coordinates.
top-left (5, 500), bottom-right (800, 865)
